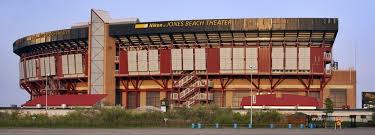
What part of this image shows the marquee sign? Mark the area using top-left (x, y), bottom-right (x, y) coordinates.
top-left (135, 19), bottom-right (233, 29)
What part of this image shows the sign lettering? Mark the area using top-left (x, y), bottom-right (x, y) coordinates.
top-left (135, 19), bottom-right (232, 29)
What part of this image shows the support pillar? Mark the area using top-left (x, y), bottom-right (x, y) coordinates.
top-left (88, 9), bottom-right (115, 105)
top-left (225, 91), bottom-right (233, 107)
top-left (140, 91), bottom-right (147, 107)
top-left (160, 91), bottom-right (166, 100)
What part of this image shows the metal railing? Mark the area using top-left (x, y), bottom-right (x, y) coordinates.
top-left (174, 71), bottom-right (196, 87)
top-left (324, 53), bottom-right (332, 61)
top-left (172, 80), bottom-right (213, 100)
top-left (185, 93), bottom-right (201, 107)
top-left (179, 80), bottom-right (206, 99)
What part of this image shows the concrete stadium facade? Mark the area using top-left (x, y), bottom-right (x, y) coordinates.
top-left (13, 9), bottom-right (356, 109)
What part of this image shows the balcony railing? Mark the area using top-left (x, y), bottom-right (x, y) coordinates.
top-left (324, 53), bottom-right (332, 61)
top-left (174, 71), bottom-right (196, 88)
top-left (171, 92), bottom-right (213, 101)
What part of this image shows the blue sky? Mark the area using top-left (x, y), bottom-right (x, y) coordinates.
top-left (0, 0), bottom-right (374, 108)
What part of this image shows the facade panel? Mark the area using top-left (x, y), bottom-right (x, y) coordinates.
top-left (258, 47), bottom-right (270, 73)
top-left (206, 48), bottom-right (220, 73)
top-left (29, 60), bottom-right (32, 78)
top-left (29, 59), bottom-right (35, 78)
top-left (23, 61), bottom-right (26, 79)
top-left (148, 50), bottom-right (159, 71)
top-left (232, 48), bottom-right (244, 71)
top-left (171, 49), bottom-right (182, 70)
top-left (137, 50), bottom-right (148, 72)
top-left (26, 60), bottom-right (30, 78)
top-left (30, 60), bottom-right (33, 78)
top-left (298, 47), bottom-right (310, 70)
top-left (119, 49), bottom-right (128, 74)
top-left (28, 60), bottom-right (31, 78)
top-left (35, 58), bottom-right (41, 78)
top-left (40, 57), bottom-right (46, 76)
top-left (32, 59), bottom-right (36, 78)
top-left (160, 49), bottom-right (171, 73)
top-left (75, 54), bottom-right (83, 74)
top-left (272, 47), bottom-right (284, 70)
top-left (220, 48), bottom-right (232, 72)
top-left (26, 60), bottom-right (29, 78)
top-left (285, 47), bottom-right (297, 70)
top-left (29, 59), bottom-right (33, 78)
top-left (68, 54), bottom-right (76, 74)
top-left (62, 55), bottom-right (69, 75)
top-left (23, 61), bottom-right (27, 79)
top-left (19, 61), bottom-right (24, 79)
top-left (22, 61), bottom-right (26, 79)
top-left (194, 48), bottom-right (206, 70)
top-left (45, 57), bottom-right (51, 76)
top-left (49, 56), bottom-right (56, 76)
top-left (310, 47), bottom-right (323, 73)
top-left (182, 49), bottom-right (194, 70)
top-left (19, 62), bottom-right (22, 79)
top-left (20, 61), bottom-right (24, 79)
top-left (245, 48), bottom-right (258, 72)
top-left (128, 51), bottom-right (137, 72)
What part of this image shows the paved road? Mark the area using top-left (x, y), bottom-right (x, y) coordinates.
top-left (0, 128), bottom-right (374, 135)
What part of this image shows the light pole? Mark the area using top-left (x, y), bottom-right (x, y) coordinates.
top-left (249, 65), bottom-right (256, 128)
top-left (45, 74), bottom-right (49, 111)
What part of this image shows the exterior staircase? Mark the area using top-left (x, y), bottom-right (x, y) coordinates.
top-left (183, 92), bottom-right (213, 107)
top-left (174, 71), bottom-right (196, 88)
top-left (171, 71), bottom-right (213, 107)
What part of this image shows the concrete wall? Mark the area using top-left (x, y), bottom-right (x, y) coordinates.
top-left (326, 70), bottom-right (356, 108)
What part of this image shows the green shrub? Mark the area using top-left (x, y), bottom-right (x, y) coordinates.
top-left (213, 108), bottom-right (233, 124)
top-left (0, 107), bottom-right (322, 128)
top-left (253, 110), bottom-right (284, 126)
